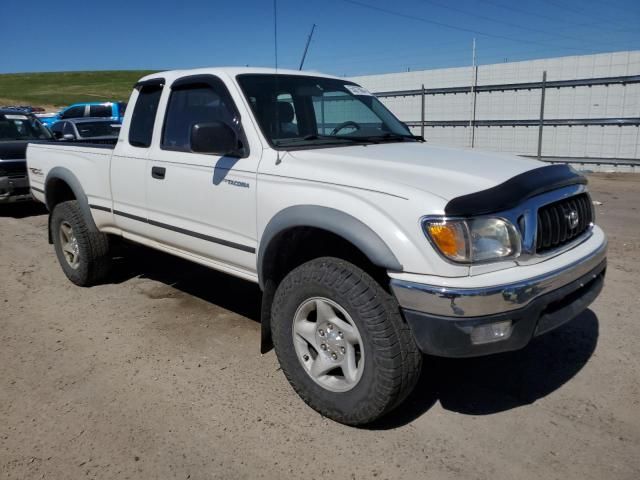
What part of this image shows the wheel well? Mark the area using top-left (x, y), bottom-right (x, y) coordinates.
top-left (261, 227), bottom-right (389, 290)
top-left (259, 226), bottom-right (392, 354)
top-left (45, 177), bottom-right (76, 211)
top-left (45, 178), bottom-right (77, 244)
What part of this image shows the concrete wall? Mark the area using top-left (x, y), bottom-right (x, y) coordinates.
top-left (351, 51), bottom-right (640, 160)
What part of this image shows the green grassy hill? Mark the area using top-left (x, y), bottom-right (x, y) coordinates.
top-left (0, 70), bottom-right (157, 108)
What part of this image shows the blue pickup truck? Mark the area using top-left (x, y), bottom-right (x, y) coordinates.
top-left (40, 102), bottom-right (127, 127)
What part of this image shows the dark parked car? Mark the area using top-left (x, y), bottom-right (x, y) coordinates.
top-left (0, 105), bottom-right (45, 113)
top-left (50, 118), bottom-right (121, 143)
top-left (0, 109), bottom-right (52, 204)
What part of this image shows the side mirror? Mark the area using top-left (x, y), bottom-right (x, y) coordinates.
top-left (63, 133), bottom-right (75, 141)
top-left (190, 121), bottom-right (241, 156)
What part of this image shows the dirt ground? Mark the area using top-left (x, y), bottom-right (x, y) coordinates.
top-left (1, 173), bottom-right (639, 480)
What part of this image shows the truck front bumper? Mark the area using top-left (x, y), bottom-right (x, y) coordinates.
top-left (391, 241), bottom-right (607, 358)
top-left (0, 175), bottom-right (32, 204)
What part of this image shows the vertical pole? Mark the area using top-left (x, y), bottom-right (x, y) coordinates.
top-left (420, 84), bottom-right (425, 138)
top-left (469, 38), bottom-right (477, 148)
top-left (538, 70), bottom-right (547, 161)
top-left (321, 96), bottom-right (326, 135)
top-left (471, 65), bottom-right (478, 148)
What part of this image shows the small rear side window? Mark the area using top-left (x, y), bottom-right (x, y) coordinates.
top-left (128, 84), bottom-right (163, 148)
top-left (89, 105), bottom-right (112, 117)
top-left (60, 105), bottom-right (85, 119)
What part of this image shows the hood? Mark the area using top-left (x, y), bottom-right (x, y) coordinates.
top-left (0, 141), bottom-right (31, 161)
top-left (0, 140), bottom-right (55, 162)
top-left (288, 142), bottom-right (543, 202)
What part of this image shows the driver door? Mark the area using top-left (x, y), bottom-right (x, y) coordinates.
top-left (145, 74), bottom-right (259, 274)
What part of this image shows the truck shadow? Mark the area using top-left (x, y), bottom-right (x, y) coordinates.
top-left (0, 202), bottom-right (48, 218)
top-left (368, 309), bottom-right (599, 429)
top-left (109, 243), bottom-right (262, 323)
top-left (108, 243), bottom-right (599, 429)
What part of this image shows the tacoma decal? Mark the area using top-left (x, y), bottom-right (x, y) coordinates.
top-left (224, 179), bottom-right (250, 188)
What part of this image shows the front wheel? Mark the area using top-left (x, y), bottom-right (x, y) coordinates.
top-left (271, 257), bottom-right (422, 425)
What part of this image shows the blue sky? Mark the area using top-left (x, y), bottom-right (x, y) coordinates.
top-left (1, 0), bottom-right (639, 75)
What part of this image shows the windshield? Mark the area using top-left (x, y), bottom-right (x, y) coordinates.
top-left (237, 74), bottom-right (414, 149)
top-left (0, 114), bottom-right (51, 141)
top-left (76, 121), bottom-right (121, 138)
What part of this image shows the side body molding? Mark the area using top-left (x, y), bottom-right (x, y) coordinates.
top-left (257, 205), bottom-right (403, 289)
top-left (45, 167), bottom-right (99, 234)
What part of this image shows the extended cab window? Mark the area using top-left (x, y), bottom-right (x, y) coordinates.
top-left (162, 78), bottom-right (241, 152)
top-left (129, 84), bottom-right (163, 148)
top-left (60, 106), bottom-right (85, 120)
top-left (89, 104), bottom-right (112, 117)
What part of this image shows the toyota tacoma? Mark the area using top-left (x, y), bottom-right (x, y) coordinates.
top-left (27, 68), bottom-right (607, 425)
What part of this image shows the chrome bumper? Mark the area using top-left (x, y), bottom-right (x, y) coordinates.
top-left (391, 240), bottom-right (607, 318)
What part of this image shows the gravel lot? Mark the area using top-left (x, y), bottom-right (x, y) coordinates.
top-left (1, 173), bottom-right (639, 480)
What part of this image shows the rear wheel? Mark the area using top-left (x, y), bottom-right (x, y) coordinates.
top-left (51, 200), bottom-right (111, 286)
top-left (271, 257), bottom-right (422, 425)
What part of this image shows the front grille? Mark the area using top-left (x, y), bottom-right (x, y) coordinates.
top-left (536, 193), bottom-right (593, 253)
top-left (0, 151), bottom-right (26, 160)
top-left (0, 162), bottom-right (27, 178)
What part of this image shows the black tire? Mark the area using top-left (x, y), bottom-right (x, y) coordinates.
top-left (51, 200), bottom-right (111, 286)
top-left (271, 257), bottom-right (422, 425)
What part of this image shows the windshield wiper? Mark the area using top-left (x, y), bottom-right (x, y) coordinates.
top-left (361, 133), bottom-right (425, 142)
top-left (393, 133), bottom-right (425, 142)
top-left (274, 134), bottom-right (375, 146)
top-left (273, 132), bottom-right (423, 147)
top-left (305, 134), bottom-right (382, 143)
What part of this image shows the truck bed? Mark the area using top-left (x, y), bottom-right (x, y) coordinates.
top-left (26, 141), bottom-right (116, 206)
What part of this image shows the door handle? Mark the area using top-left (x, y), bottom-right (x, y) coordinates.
top-left (151, 166), bottom-right (166, 179)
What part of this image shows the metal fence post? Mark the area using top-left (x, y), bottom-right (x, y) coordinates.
top-left (538, 70), bottom-right (547, 161)
top-left (471, 65), bottom-right (478, 148)
top-left (420, 84), bottom-right (425, 138)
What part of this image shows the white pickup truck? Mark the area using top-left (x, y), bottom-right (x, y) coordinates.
top-left (27, 67), bottom-right (607, 425)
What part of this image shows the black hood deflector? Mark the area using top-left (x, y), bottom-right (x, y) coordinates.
top-left (444, 164), bottom-right (587, 217)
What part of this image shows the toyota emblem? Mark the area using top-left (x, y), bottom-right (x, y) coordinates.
top-left (566, 210), bottom-right (579, 229)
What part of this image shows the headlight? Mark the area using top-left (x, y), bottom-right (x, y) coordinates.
top-left (423, 217), bottom-right (521, 263)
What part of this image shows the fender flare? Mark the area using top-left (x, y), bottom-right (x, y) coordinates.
top-left (257, 205), bottom-right (403, 289)
top-left (45, 167), bottom-right (99, 238)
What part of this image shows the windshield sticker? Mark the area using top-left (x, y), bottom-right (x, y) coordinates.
top-left (344, 85), bottom-right (373, 96)
top-left (4, 114), bottom-right (29, 120)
